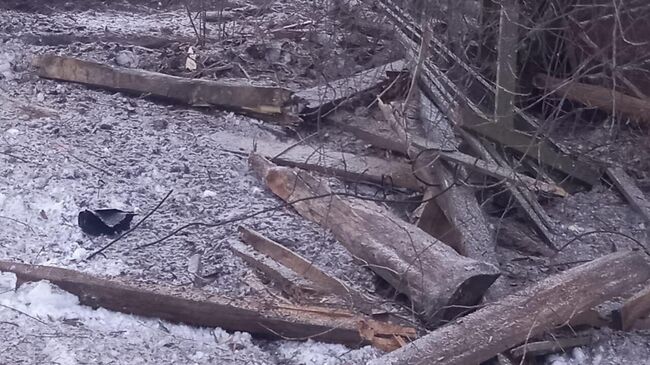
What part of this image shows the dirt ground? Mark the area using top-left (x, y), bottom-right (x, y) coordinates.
top-left (1, 0), bottom-right (650, 364)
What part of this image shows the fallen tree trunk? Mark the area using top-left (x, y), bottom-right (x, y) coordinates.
top-left (613, 283), bottom-right (650, 331)
top-left (33, 54), bottom-right (299, 125)
top-left (0, 260), bottom-right (415, 351)
top-left (534, 74), bottom-right (650, 123)
top-left (249, 154), bottom-right (500, 326)
top-left (369, 251), bottom-right (650, 365)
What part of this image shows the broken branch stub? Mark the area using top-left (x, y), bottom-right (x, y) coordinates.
top-left (248, 154), bottom-right (500, 326)
top-left (33, 54), bottom-right (300, 125)
top-left (370, 251), bottom-right (650, 365)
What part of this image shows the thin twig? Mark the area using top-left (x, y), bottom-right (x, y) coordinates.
top-left (137, 183), bottom-right (456, 250)
top-left (86, 190), bottom-right (174, 260)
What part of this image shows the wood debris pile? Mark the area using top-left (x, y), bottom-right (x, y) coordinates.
top-left (6, 0), bottom-right (650, 364)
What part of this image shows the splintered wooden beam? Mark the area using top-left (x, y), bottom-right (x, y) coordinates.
top-left (249, 154), bottom-right (500, 326)
top-left (216, 132), bottom-right (420, 190)
top-left (370, 251), bottom-right (650, 365)
top-left (0, 260), bottom-right (416, 351)
top-left (534, 74), bottom-right (650, 124)
top-left (33, 54), bottom-right (300, 125)
top-left (295, 59), bottom-right (407, 116)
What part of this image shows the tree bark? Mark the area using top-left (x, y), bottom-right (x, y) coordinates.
top-left (249, 154), bottom-right (500, 326)
top-left (369, 251), bottom-right (650, 365)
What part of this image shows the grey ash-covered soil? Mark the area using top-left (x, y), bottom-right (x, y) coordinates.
top-left (1, 0), bottom-right (650, 364)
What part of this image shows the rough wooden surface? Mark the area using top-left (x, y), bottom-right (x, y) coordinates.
top-left (369, 251), bottom-right (650, 365)
top-left (229, 240), bottom-right (318, 298)
top-left (249, 154), bottom-right (500, 325)
top-left (606, 167), bottom-right (650, 223)
top-left (295, 59), bottom-right (406, 115)
top-left (33, 54), bottom-right (299, 124)
top-left (215, 131), bottom-right (420, 190)
top-left (613, 283), bottom-right (650, 331)
top-left (0, 260), bottom-right (415, 351)
top-left (534, 74), bottom-right (650, 123)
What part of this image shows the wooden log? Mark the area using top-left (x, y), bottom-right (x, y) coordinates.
top-left (612, 283), bottom-right (650, 331)
top-left (228, 240), bottom-right (318, 298)
top-left (32, 54), bottom-right (299, 125)
top-left (216, 131), bottom-right (420, 191)
top-left (295, 59), bottom-right (406, 116)
top-left (534, 74), bottom-right (650, 124)
top-left (369, 251), bottom-right (650, 365)
top-left (509, 335), bottom-right (593, 359)
top-left (0, 260), bottom-right (415, 351)
top-left (248, 154), bottom-right (500, 326)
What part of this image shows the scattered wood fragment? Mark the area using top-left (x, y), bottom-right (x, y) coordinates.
top-left (0, 260), bottom-right (415, 351)
top-left (249, 154), bottom-right (500, 326)
top-left (612, 283), bottom-right (650, 331)
top-left (509, 335), bottom-right (593, 359)
top-left (217, 131), bottom-right (420, 191)
top-left (606, 167), bottom-right (650, 223)
top-left (32, 54), bottom-right (299, 125)
top-left (238, 227), bottom-right (368, 306)
top-left (295, 59), bottom-right (406, 116)
top-left (534, 74), bottom-right (650, 124)
top-left (369, 251), bottom-right (650, 365)
top-left (229, 240), bottom-right (318, 298)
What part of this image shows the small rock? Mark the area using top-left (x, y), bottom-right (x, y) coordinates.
top-left (202, 190), bottom-right (218, 198)
top-left (36, 92), bottom-right (45, 102)
top-left (99, 123), bottom-right (113, 130)
top-left (115, 50), bottom-right (139, 68)
top-left (152, 119), bottom-right (168, 131)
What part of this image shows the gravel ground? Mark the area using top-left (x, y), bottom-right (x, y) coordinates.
top-left (2, 0), bottom-right (650, 364)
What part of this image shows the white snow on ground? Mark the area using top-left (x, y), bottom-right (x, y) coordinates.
top-left (0, 272), bottom-right (380, 364)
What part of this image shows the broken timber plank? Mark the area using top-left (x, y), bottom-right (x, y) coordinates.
top-left (229, 240), bottom-right (319, 298)
top-left (509, 335), bottom-right (593, 359)
top-left (216, 132), bottom-right (420, 190)
top-left (249, 154), bottom-right (500, 326)
top-left (612, 283), bottom-right (650, 331)
top-left (534, 74), bottom-right (650, 124)
top-left (32, 54), bottom-right (299, 125)
top-left (369, 251), bottom-right (650, 365)
top-left (238, 226), bottom-right (374, 311)
top-left (295, 59), bottom-right (406, 116)
top-left (0, 260), bottom-right (415, 351)
top-left (606, 167), bottom-right (650, 223)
